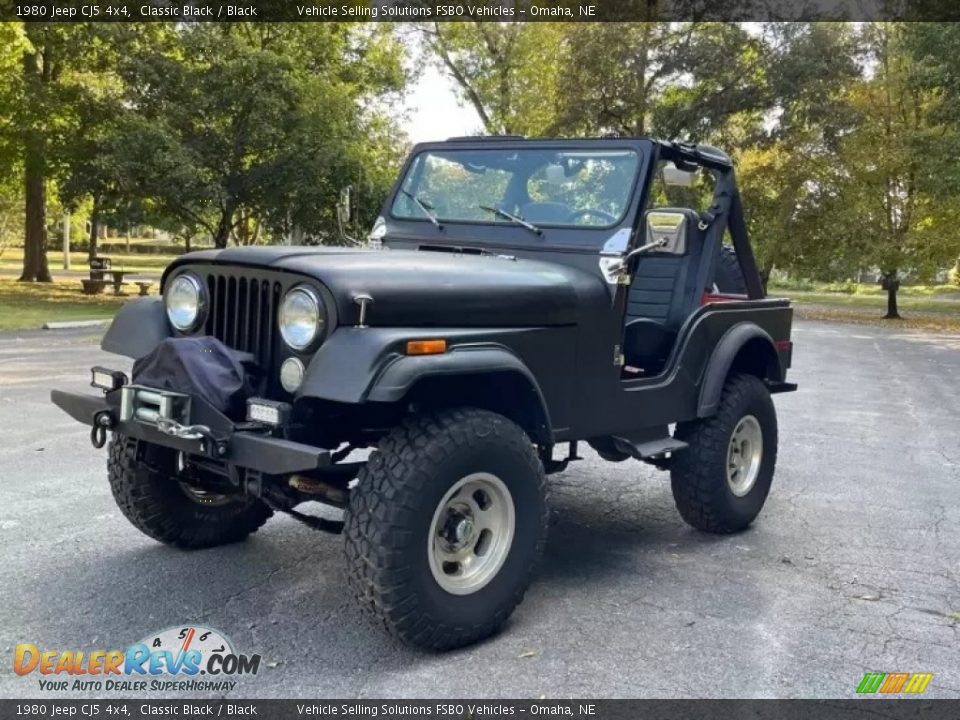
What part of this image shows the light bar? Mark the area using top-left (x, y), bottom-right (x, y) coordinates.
top-left (91, 366), bottom-right (128, 392)
top-left (246, 398), bottom-right (292, 427)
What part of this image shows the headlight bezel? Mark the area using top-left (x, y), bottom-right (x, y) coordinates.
top-left (279, 284), bottom-right (326, 352)
top-left (165, 272), bottom-right (206, 332)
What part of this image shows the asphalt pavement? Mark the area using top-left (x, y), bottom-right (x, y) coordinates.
top-left (1, 320), bottom-right (958, 699)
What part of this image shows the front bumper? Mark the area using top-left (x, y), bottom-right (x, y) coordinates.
top-left (50, 387), bottom-right (331, 476)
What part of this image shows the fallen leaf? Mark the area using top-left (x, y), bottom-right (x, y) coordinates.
top-left (518, 650), bottom-right (540, 659)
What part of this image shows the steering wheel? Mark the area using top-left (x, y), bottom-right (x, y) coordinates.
top-left (565, 208), bottom-right (617, 225)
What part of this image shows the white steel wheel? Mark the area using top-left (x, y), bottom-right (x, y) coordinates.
top-left (428, 472), bottom-right (516, 596)
top-left (726, 414), bottom-right (763, 497)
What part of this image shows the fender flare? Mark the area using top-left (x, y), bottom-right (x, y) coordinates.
top-left (299, 329), bottom-right (553, 442)
top-left (371, 346), bottom-right (553, 443)
top-left (101, 297), bottom-right (171, 359)
top-left (697, 322), bottom-right (782, 417)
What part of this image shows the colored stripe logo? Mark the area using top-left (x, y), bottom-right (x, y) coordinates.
top-left (857, 672), bottom-right (933, 694)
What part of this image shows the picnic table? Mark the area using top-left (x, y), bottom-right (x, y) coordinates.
top-left (79, 257), bottom-right (153, 296)
top-left (108, 269), bottom-right (129, 295)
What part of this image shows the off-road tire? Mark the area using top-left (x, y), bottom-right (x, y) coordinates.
top-left (670, 373), bottom-right (777, 533)
top-left (714, 245), bottom-right (748, 294)
top-left (107, 435), bottom-right (272, 549)
top-left (344, 408), bottom-right (548, 650)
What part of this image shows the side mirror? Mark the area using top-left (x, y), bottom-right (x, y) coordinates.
top-left (597, 212), bottom-right (688, 285)
top-left (645, 211), bottom-right (688, 255)
top-left (661, 162), bottom-right (696, 188)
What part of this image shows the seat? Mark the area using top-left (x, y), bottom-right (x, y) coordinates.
top-left (623, 208), bottom-right (705, 372)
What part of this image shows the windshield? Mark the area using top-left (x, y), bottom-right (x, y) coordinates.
top-left (391, 148), bottom-right (640, 229)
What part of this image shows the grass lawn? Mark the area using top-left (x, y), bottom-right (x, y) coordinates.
top-left (0, 278), bottom-right (129, 331)
top-left (775, 289), bottom-right (960, 314)
top-left (769, 285), bottom-right (960, 332)
top-left (0, 247), bottom-right (178, 275)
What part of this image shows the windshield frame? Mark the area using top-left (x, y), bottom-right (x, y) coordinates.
top-left (386, 140), bottom-right (649, 239)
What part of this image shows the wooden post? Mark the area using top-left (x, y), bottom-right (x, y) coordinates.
top-left (62, 212), bottom-right (70, 270)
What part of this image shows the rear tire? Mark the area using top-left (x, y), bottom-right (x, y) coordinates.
top-left (670, 373), bottom-right (778, 533)
top-left (344, 408), bottom-right (548, 650)
top-left (107, 435), bottom-right (272, 549)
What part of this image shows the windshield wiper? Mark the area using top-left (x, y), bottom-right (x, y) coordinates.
top-left (479, 205), bottom-right (542, 236)
top-left (400, 189), bottom-right (441, 227)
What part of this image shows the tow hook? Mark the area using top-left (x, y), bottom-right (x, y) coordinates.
top-left (90, 411), bottom-right (114, 449)
top-left (154, 417), bottom-right (226, 457)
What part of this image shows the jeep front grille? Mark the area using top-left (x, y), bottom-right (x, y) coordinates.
top-left (203, 273), bottom-right (282, 368)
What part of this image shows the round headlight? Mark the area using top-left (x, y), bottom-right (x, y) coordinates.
top-left (279, 286), bottom-right (324, 351)
top-left (165, 273), bottom-right (204, 331)
top-left (280, 357), bottom-right (305, 393)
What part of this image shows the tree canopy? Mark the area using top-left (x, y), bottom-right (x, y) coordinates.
top-left (1, 20), bottom-right (959, 316)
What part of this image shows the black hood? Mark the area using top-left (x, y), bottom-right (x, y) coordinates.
top-left (164, 246), bottom-right (607, 328)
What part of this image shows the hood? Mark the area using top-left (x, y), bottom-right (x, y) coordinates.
top-left (165, 246), bottom-right (606, 328)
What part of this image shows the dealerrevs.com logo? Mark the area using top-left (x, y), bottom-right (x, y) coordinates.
top-left (15, 625), bottom-right (261, 693)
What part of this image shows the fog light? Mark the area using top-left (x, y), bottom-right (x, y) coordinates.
top-left (279, 357), bottom-right (305, 394)
top-left (246, 398), bottom-right (291, 427)
top-left (91, 366), bottom-right (128, 391)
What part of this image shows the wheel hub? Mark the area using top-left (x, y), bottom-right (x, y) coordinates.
top-left (428, 472), bottom-right (516, 596)
top-left (440, 510), bottom-right (475, 549)
top-left (726, 414), bottom-right (763, 497)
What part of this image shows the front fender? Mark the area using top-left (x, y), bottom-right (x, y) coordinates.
top-left (299, 328), bottom-right (546, 404)
top-left (697, 322), bottom-right (782, 417)
top-left (101, 298), bottom-right (171, 359)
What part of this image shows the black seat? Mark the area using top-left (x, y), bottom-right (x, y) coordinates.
top-left (623, 208), bottom-right (705, 371)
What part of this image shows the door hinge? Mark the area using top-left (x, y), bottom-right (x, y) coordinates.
top-left (613, 345), bottom-right (625, 367)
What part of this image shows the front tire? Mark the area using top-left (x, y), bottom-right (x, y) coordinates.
top-left (107, 435), bottom-right (272, 549)
top-left (344, 408), bottom-right (548, 650)
top-left (670, 373), bottom-right (778, 533)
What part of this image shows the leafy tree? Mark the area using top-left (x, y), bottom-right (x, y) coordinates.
top-left (736, 23), bottom-right (862, 286)
top-left (0, 23), bottom-right (129, 280)
top-left (832, 24), bottom-right (960, 318)
top-left (419, 21), bottom-right (561, 135)
top-left (106, 23), bottom-right (406, 248)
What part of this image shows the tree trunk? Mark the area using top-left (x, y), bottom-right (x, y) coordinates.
top-left (19, 135), bottom-right (52, 282)
top-left (19, 50), bottom-right (52, 283)
top-left (882, 271), bottom-right (901, 319)
top-left (884, 285), bottom-right (900, 319)
top-left (213, 206), bottom-right (235, 249)
top-left (759, 265), bottom-right (772, 294)
top-left (87, 198), bottom-right (100, 262)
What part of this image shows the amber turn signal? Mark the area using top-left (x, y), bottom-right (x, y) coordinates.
top-left (405, 339), bottom-right (447, 356)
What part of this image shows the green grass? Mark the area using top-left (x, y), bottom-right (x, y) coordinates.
top-left (768, 282), bottom-right (960, 331)
top-left (0, 278), bottom-right (130, 331)
top-left (0, 247), bottom-right (178, 274)
top-left (769, 279), bottom-right (960, 297)
top-left (779, 289), bottom-right (960, 314)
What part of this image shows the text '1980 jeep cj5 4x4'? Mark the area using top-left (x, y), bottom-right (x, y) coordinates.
top-left (52, 137), bottom-right (796, 650)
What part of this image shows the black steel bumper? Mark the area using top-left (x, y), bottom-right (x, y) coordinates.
top-left (50, 388), bottom-right (331, 476)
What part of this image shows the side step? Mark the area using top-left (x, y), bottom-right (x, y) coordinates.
top-left (611, 433), bottom-right (688, 460)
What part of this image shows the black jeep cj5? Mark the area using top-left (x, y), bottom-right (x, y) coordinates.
top-left (53, 137), bottom-right (796, 650)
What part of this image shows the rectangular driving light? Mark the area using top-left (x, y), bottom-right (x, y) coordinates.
top-left (405, 339), bottom-right (447, 356)
top-left (90, 367), bottom-right (128, 392)
top-left (246, 398), bottom-right (292, 427)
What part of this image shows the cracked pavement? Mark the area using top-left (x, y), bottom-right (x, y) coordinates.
top-left (1, 320), bottom-right (958, 699)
